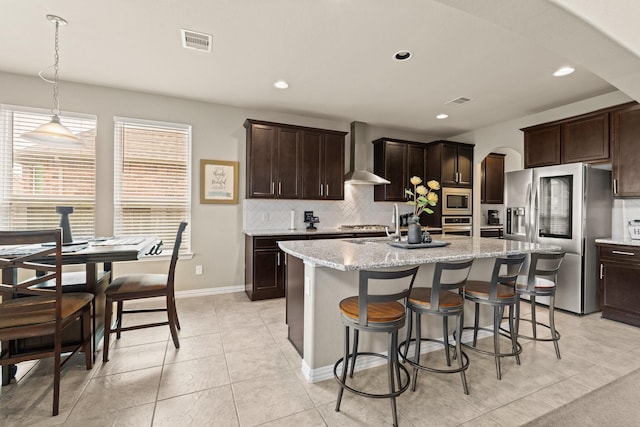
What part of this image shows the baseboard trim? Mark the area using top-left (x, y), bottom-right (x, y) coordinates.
top-left (175, 285), bottom-right (245, 299)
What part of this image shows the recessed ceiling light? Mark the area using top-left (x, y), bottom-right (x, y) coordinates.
top-left (436, 114), bottom-right (448, 120)
top-left (553, 66), bottom-right (575, 77)
top-left (274, 80), bottom-right (289, 89)
top-left (393, 50), bottom-right (412, 61)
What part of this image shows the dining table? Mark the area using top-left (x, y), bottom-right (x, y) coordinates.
top-left (0, 236), bottom-right (159, 385)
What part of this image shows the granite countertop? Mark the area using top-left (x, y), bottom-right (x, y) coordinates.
top-left (244, 226), bottom-right (443, 237)
top-left (595, 238), bottom-right (640, 247)
top-left (278, 235), bottom-right (560, 271)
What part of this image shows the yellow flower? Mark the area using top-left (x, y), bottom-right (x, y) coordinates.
top-left (427, 180), bottom-right (440, 191)
top-left (410, 176), bottom-right (422, 186)
top-left (427, 192), bottom-right (438, 203)
top-left (416, 185), bottom-right (428, 195)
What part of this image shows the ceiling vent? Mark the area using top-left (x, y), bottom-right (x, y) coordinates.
top-left (181, 29), bottom-right (212, 52)
top-left (446, 96), bottom-right (471, 106)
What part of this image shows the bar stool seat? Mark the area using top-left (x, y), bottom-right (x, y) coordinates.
top-left (339, 297), bottom-right (405, 323)
top-left (399, 259), bottom-right (474, 394)
top-left (461, 254), bottom-right (526, 380)
top-left (334, 266), bottom-right (419, 427)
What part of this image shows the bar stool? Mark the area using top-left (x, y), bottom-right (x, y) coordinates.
top-left (399, 259), bottom-right (474, 394)
top-left (334, 266), bottom-right (419, 427)
top-left (514, 252), bottom-right (565, 359)
top-left (462, 254), bottom-right (526, 380)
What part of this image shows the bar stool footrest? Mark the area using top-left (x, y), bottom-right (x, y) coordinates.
top-left (398, 338), bottom-right (469, 374)
top-left (459, 326), bottom-right (523, 358)
top-left (514, 318), bottom-right (561, 342)
top-left (334, 352), bottom-right (410, 399)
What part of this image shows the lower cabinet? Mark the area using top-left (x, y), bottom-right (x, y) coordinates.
top-left (597, 243), bottom-right (640, 327)
top-left (480, 228), bottom-right (503, 239)
top-left (245, 236), bottom-right (291, 300)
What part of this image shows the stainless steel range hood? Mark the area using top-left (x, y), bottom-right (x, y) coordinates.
top-left (344, 121), bottom-right (390, 185)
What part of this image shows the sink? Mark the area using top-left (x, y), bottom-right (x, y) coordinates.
top-left (344, 237), bottom-right (403, 245)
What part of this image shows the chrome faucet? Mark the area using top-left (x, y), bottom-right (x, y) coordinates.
top-left (385, 203), bottom-right (401, 240)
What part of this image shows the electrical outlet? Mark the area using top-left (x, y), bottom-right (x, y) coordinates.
top-left (195, 265), bottom-right (203, 275)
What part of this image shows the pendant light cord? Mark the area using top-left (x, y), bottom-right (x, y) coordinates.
top-left (52, 19), bottom-right (60, 117)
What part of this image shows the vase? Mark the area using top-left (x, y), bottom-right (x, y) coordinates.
top-left (407, 217), bottom-right (422, 244)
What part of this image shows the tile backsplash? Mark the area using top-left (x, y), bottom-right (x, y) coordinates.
top-left (613, 198), bottom-right (640, 240)
top-left (243, 185), bottom-right (414, 230)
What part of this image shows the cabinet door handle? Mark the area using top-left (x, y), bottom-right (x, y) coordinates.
top-left (613, 178), bottom-right (618, 195)
top-left (278, 182), bottom-right (282, 195)
top-left (612, 250), bottom-right (635, 256)
top-left (320, 184), bottom-right (323, 196)
top-left (277, 252), bottom-right (281, 266)
top-left (326, 184), bottom-right (329, 196)
top-left (271, 182), bottom-right (275, 194)
top-left (459, 172), bottom-right (462, 183)
top-left (600, 263), bottom-right (604, 280)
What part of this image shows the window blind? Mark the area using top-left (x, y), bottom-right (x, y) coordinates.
top-left (0, 105), bottom-right (97, 237)
top-left (113, 117), bottom-right (191, 254)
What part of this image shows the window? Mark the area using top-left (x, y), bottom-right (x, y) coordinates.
top-left (0, 105), bottom-right (97, 236)
top-left (114, 117), bottom-right (191, 254)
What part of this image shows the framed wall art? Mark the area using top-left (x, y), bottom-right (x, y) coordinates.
top-left (200, 159), bottom-right (239, 204)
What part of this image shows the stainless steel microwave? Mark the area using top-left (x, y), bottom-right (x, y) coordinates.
top-left (441, 187), bottom-right (472, 216)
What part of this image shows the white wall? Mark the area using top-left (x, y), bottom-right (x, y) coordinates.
top-left (450, 90), bottom-right (634, 236)
top-left (0, 71), bottom-right (437, 292)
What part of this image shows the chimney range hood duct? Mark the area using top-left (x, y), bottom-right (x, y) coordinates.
top-left (344, 121), bottom-right (390, 185)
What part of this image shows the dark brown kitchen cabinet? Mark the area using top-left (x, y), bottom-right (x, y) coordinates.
top-left (245, 120), bottom-right (301, 199)
top-left (480, 228), bottom-right (503, 238)
top-left (481, 152), bottom-right (505, 204)
top-left (245, 235), bottom-right (300, 300)
top-left (245, 119), bottom-right (346, 200)
top-left (301, 131), bottom-right (345, 200)
top-left (521, 102), bottom-right (639, 169)
top-left (612, 103), bottom-right (640, 197)
top-left (373, 138), bottom-right (426, 202)
top-left (426, 140), bottom-right (474, 187)
top-left (597, 243), bottom-right (640, 327)
top-left (523, 124), bottom-right (561, 168)
top-left (561, 112), bottom-right (609, 164)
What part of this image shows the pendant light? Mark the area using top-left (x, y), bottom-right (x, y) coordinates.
top-left (22, 15), bottom-right (80, 144)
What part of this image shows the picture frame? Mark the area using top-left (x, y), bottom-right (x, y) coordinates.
top-left (200, 159), bottom-right (239, 204)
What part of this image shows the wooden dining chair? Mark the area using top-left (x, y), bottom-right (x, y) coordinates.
top-left (0, 229), bottom-right (93, 416)
top-left (103, 222), bottom-right (187, 362)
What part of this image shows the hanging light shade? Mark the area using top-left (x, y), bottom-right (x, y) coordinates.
top-left (22, 15), bottom-right (80, 144)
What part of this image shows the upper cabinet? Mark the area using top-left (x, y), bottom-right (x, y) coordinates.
top-left (561, 112), bottom-right (609, 164)
top-left (426, 140), bottom-right (474, 188)
top-left (523, 124), bottom-right (561, 168)
top-left (373, 138), bottom-right (426, 202)
top-left (301, 131), bottom-right (345, 200)
top-left (612, 103), bottom-right (640, 197)
top-left (245, 119), bottom-right (346, 200)
top-left (481, 152), bottom-right (505, 204)
top-left (520, 104), bottom-right (637, 169)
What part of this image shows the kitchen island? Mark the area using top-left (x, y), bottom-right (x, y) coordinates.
top-left (278, 235), bottom-right (560, 382)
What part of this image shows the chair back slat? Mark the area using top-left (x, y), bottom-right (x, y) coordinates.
top-left (166, 222), bottom-right (188, 293)
top-left (488, 254), bottom-right (527, 300)
top-left (526, 252), bottom-right (565, 290)
top-left (357, 266), bottom-right (420, 326)
top-left (430, 259), bottom-right (474, 308)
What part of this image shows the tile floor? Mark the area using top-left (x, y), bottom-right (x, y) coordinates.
top-left (2, 291), bottom-right (640, 426)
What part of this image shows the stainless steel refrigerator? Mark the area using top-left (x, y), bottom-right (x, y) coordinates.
top-left (504, 163), bottom-right (612, 314)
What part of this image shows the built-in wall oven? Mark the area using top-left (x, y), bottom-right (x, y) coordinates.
top-left (442, 216), bottom-right (472, 236)
top-left (441, 187), bottom-right (472, 216)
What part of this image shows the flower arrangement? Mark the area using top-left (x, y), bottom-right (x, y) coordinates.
top-left (406, 176), bottom-right (440, 220)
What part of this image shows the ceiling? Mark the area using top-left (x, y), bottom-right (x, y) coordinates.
top-left (1, 0), bottom-right (637, 137)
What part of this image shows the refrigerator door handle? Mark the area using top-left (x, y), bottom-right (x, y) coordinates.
top-left (532, 183), bottom-right (539, 243)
